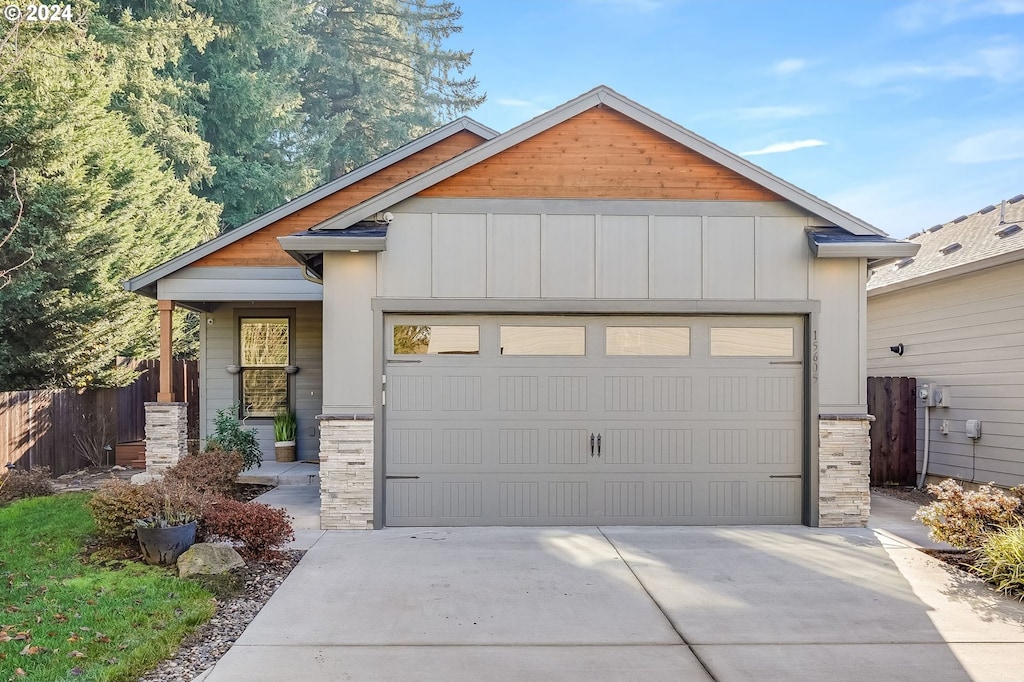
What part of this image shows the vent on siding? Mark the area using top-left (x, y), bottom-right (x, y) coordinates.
top-left (995, 224), bottom-right (1022, 238)
top-left (894, 257), bottom-right (915, 269)
top-left (979, 205), bottom-right (997, 214)
top-left (939, 242), bottom-right (962, 255)
top-left (952, 215), bottom-right (969, 223)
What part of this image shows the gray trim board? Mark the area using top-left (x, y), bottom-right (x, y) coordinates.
top-left (808, 236), bottom-right (920, 259)
top-left (393, 197), bottom-right (824, 219)
top-left (313, 85), bottom-right (885, 237)
top-left (370, 298), bottom-right (822, 315)
top-left (278, 235), bottom-right (387, 252)
top-left (123, 117), bottom-right (496, 298)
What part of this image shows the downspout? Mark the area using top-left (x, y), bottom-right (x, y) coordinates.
top-left (918, 399), bottom-right (930, 489)
top-left (301, 265), bottom-right (323, 286)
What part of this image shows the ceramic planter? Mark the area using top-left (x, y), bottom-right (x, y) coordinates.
top-left (136, 521), bottom-right (197, 565)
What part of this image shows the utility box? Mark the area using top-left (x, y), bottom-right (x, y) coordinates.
top-left (934, 385), bottom-right (951, 408)
top-left (918, 383), bottom-right (949, 408)
top-left (966, 419), bottom-right (982, 439)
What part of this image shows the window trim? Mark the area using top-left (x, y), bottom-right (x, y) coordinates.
top-left (236, 311), bottom-right (295, 420)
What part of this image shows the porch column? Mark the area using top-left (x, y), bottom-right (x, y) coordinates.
top-left (156, 299), bottom-right (176, 402)
top-left (139, 299), bottom-right (188, 479)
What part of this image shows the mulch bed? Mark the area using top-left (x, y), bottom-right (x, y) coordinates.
top-left (871, 485), bottom-right (936, 506)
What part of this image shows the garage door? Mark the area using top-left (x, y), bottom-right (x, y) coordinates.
top-left (384, 315), bottom-right (803, 526)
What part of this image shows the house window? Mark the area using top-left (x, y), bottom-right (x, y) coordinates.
top-left (240, 317), bottom-right (290, 417)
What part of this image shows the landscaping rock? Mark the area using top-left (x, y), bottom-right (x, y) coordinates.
top-left (178, 543), bottom-right (245, 578)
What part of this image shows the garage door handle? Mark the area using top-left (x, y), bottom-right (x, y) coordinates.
top-left (768, 474), bottom-right (802, 479)
top-left (596, 434), bottom-right (601, 457)
top-left (386, 475), bottom-right (421, 480)
top-left (590, 433), bottom-right (595, 457)
top-left (387, 359), bottom-right (423, 364)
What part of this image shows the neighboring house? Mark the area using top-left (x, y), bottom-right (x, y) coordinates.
top-left (867, 194), bottom-right (1024, 488)
top-left (126, 86), bottom-right (915, 530)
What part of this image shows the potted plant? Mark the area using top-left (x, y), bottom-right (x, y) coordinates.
top-left (274, 409), bottom-right (297, 463)
top-left (135, 496), bottom-right (198, 565)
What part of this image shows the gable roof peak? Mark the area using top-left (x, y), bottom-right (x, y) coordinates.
top-left (312, 85), bottom-right (886, 237)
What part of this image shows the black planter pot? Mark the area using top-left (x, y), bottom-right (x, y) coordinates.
top-left (136, 521), bottom-right (197, 565)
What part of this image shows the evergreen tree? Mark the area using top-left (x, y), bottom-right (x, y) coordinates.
top-left (0, 16), bottom-right (220, 389)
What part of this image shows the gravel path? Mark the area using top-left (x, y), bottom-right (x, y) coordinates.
top-left (138, 551), bottom-right (303, 682)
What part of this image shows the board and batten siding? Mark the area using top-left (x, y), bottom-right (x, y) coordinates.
top-left (199, 301), bottom-right (323, 460)
top-left (867, 259), bottom-right (1024, 486)
top-left (314, 197), bottom-right (868, 416)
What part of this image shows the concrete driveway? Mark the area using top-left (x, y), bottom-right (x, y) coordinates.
top-left (204, 525), bottom-right (1024, 681)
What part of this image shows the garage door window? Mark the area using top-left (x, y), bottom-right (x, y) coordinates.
top-left (393, 325), bottom-right (479, 355)
top-left (500, 326), bottom-right (585, 355)
top-left (606, 327), bottom-right (690, 356)
top-left (710, 327), bottom-right (793, 357)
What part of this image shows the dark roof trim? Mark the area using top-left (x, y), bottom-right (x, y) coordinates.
top-left (312, 85), bottom-right (886, 237)
top-left (806, 228), bottom-right (919, 259)
top-left (122, 117), bottom-right (497, 298)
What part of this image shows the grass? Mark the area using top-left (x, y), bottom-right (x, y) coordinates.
top-left (0, 494), bottom-right (216, 682)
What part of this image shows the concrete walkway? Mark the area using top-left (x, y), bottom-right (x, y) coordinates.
top-left (199, 511), bottom-right (1024, 681)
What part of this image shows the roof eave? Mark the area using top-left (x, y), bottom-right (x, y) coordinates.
top-left (867, 248), bottom-right (1024, 297)
top-left (811, 241), bottom-right (920, 259)
top-left (122, 117), bottom-right (496, 294)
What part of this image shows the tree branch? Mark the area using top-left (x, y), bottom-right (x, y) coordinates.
top-left (0, 149), bottom-right (33, 290)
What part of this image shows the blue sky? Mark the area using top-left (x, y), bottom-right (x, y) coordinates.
top-left (449, 0), bottom-right (1024, 238)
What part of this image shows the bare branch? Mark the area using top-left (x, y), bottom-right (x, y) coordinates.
top-left (0, 159), bottom-right (33, 290)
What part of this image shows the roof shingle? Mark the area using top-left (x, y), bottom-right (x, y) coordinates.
top-left (867, 195), bottom-right (1024, 290)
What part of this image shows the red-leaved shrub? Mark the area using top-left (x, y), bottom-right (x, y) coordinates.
top-left (203, 498), bottom-right (294, 561)
top-left (914, 479), bottom-right (1022, 549)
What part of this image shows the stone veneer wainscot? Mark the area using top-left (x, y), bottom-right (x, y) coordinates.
top-left (818, 415), bottom-right (873, 528)
top-left (318, 415), bottom-right (374, 529)
top-left (143, 402), bottom-right (188, 473)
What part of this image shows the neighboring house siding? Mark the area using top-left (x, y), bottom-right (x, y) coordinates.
top-left (200, 301), bottom-right (323, 461)
top-left (867, 260), bottom-right (1024, 487)
top-left (192, 129), bottom-right (488, 268)
top-left (417, 108), bottom-right (783, 202)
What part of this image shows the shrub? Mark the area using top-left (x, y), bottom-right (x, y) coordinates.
top-left (914, 479), bottom-right (1022, 549)
top-left (273, 409), bottom-right (297, 442)
top-left (89, 479), bottom-right (214, 542)
top-left (973, 525), bottom-right (1024, 599)
top-left (206, 404), bottom-right (262, 470)
top-left (203, 498), bottom-right (294, 561)
top-left (0, 466), bottom-right (54, 505)
top-left (89, 479), bottom-right (161, 541)
top-left (165, 448), bottom-right (244, 496)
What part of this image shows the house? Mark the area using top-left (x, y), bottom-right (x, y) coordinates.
top-left (126, 86), bottom-right (916, 529)
top-left (867, 195), bottom-right (1024, 488)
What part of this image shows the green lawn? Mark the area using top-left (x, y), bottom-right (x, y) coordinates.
top-left (0, 494), bottom-right (215, 682)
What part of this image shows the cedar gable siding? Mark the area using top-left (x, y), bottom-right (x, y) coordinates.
top-left (417, 106), bottom-right (783, 201)
top-left (194, 130), bottom-right (488, 267)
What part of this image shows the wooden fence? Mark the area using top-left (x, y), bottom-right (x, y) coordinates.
top-left (0, 359), bottom-right (198, 476)
top-left (867, 376), bottom-right (918, 486)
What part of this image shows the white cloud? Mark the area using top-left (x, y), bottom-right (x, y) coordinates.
top-left (496, 98), bottom-right (535, 108)
top-left (848, 44), bottom-right (1024, 85)
top-left (950, 128), bottom-right (1024, 163)
top-left (741, 139), bottom-right (827, 156)
top-left (774, 58), bottom-right (808, 75)
top-left (577, 0), bottom-right (672, 12)
top-left (894, 0), bottom-right (1024, 31)
top-left (734, 106), bottom-right (817, 120)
